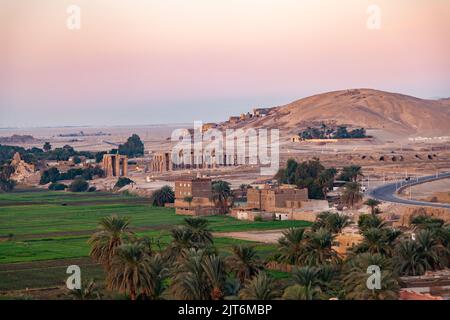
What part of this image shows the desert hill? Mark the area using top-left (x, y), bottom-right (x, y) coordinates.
top-left (226, 89), bottom-right (450, 137)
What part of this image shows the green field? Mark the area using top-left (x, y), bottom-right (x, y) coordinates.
top-left (0, 190), bottom-right (310, 264)
top-left (0, 190), bottom-right (309, 292)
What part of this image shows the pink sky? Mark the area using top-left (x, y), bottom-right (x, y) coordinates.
top-left (1, 0), bottom-right (449, 127)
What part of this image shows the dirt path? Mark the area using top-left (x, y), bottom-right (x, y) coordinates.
top-left (213, 230), bottom-right (286, 244)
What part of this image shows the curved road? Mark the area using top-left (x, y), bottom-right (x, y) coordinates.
top-left (368, 172), bottom-right (450, 209)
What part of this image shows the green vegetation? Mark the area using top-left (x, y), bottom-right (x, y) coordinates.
top-left (118, 134), bottom-right (144, 157)
top-left (114, 177), bottom-right (134, 189)
top-left (150, 185), bottom-right (175, 207)
top-left (0, 191), bottom-right (310, 265)
top-left (275, 159), bottom-right (337, 199)
top-left (299, 124), bottom-right (367, 140)
top-left (40, 166), bottom-right (104, 185)
top-left (69, 178), bottom-right (90, 192)
top-left (0, 164), bottom-right (16, 192)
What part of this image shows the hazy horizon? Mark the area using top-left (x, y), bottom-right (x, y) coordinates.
top-left (1, 0), bottom-right (449, 127)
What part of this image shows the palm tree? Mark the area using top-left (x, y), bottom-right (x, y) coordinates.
top-left (239, 272), bottom-right (280, 300)
top-left (393, 240), bottom-right (426, 276)
top-left (343, 253), bottom-right (399, 300)
top-left (88, 215), bottom-right (132, 268)
top-left (202, 254), bottom-right (227, 300)
top-left (312, 212), bottom-right (351, 234)
top-left (170, 249), bottom-right (224, 300)
top-left (394, 229), bottom-right (447, 275)
top-left (341, 182), bottom-right (363, 208)
top-left (358, 214), bottom-right (386, 231)
top-left (183, 217), bottom-right (213, 248)
top-left (145, 254), bottom-right (169, 300)
top-left (300, 228), bottom-right (340, 267)
top-left (354, 227), bottom-right (401, 257)
top-left (151, 185), bottom-right (174, 207)
top-left (107, 243), bottom-right (152, 300)
top-left (167, 226), bottom-right (194, 257)
top-left (212, 180), bottom-right (232, 213)
top-left (339, 165), bottom-right (363, 182)
top-left (291, 266), bottom-right (322, 288)
top-left (67, 279), bottom-right (101, 300)
top-left (282, 284), bottom-right (322, 300)
top-left (317, 168), bottom-right (337, 198)
top-left (364, 199), bottom-right (381, 215)
top-left (227, 245), bottom-right (264, 284)
top-left (277, 228), bottom-right (308, 265)
top-left (183, 196), bottom-right (193, 210)
top-left (43, 142), bottom-right (52, 152)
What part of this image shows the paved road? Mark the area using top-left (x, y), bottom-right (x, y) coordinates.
top-left (368, 172), bottom-right (450, 209)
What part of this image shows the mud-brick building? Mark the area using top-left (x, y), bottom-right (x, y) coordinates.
top-left (247, 186), bottom-right (309, 211)
top-left (231, 185), bottom-right (330, 221)
top-left (174, 177), bottom-right (221, 216)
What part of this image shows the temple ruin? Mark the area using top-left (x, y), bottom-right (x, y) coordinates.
top-left (102, 154), bottom-right (128, 177)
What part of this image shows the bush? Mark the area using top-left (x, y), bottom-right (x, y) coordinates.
top-left (69, 178), bottom-right (89, 192)
top-left (114, 177), bottom-right (134, 189)
top-left (151, 186), bottom-right (174, 207)
top-left (48, 183), bottom-right (67, 191)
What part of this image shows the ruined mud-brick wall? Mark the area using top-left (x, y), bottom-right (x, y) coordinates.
top-left (385, 205), bottom-right (450, 227)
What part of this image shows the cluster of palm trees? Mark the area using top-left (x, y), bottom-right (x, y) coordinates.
top-left (85, 211), bottom-right (449, 300)
top-left (273, 212), bottom-right (450, 299)
top-left (87, 215), bottom-right (268, 300)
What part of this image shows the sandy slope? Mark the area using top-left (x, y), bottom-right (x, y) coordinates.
top-left (228, 89), bottom-right (450, 137)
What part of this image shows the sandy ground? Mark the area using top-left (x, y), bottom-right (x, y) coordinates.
top-left (214, 230), bottom-right (285, 244)
top-left (399, 178), bottom-right (450, 204)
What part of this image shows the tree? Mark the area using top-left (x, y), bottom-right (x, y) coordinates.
top-left (118, 134), bottom-right (144, 157)
top-left (88, 215), bottom-right (133, 268)
top-left (312, 212), bottom-right (351, 234)
top-left (183, 217), bottom-right (213, 249)
top-left (238, 272), bottom-right (280, 300)
top-left (212, 180), bottom-right (232, 213)
top-left (43, 142), bottom-right (52, 152)
top-left (226, 245), bottom-right (264, 284)
top-left (67, 279), bottom-right (101, 300)
top-left (151, 186), bottom-right (174, 207)
top-left (354, 227), bottom-right (401, 257)
top-left (365, 199), bottom-right (381, 215)
top-left (69, 178), bottom-right (89, 192)
top-left (114, 177), bottom-right (134, 189)
top-left (317, 168), bottom-right (337, 198)
top-left (277, 228), bottom-right (308, 265)
top-left (338, 166), bottom-right (363, 182)
top-left (300, 228), bottom-right (340, 267)
top-left (183, 196), bottom-right (193, 209)
top-left (358, 214), bottom-right (386, 231)
top-left (282, 284), bottom-right (322, 300)
top-left (394, 229), bottom-right (447, 276)
top-left (40, 167), bottom-right (61, 185)
top-left (341, 182), bottom-right (363, 208)
top-left (48, 183), bottom-right (67, 191)
top-left (170, 249), bottom-right (227, 300)
top-left (107, 243), bottom-right (152, 300)
top-left (343, 253), bottom-right (399, 300)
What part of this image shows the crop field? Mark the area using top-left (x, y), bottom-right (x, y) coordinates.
top-left (0, 190), bottom-right (309, 293)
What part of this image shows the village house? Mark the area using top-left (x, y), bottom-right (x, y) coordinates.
top-left (174, 177), bottom-right (221, 216)
top-left (253, 108), bottom-right (271, 117)
top-left (231, 184), bottom-right (330, 221)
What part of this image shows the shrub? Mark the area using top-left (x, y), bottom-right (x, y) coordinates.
top-left (48, 183), bottom-right (67, 191)
top-left (114, 177), bottom-right (134, 189)
top-left (69, 178), bottom-right (89, 192)
top-left (151, 186), bottom-right (174, 206)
